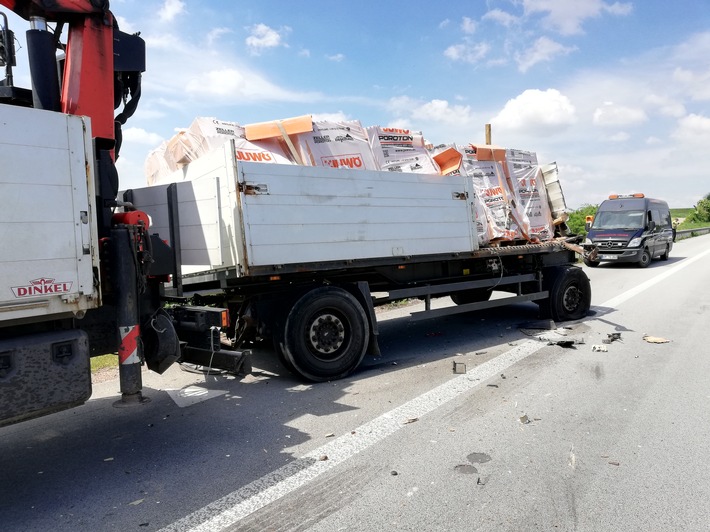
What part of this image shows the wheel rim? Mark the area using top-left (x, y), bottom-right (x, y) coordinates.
top-left (562, 285), bottom-right (582, 313)
top-left (641, 250), bottom-right (650, 265)
top-left (307, 312), bottom-right (346, 359)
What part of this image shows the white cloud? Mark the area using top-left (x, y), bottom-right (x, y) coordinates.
top-left (482, 9), bottom-right (519, 28)
top-left (411, 99), bottom-right (475, 126)
top-left (672, 113), bottom-right (710, 144)
top-left (121, 127), bottom-right (164, 146)
top-left (461, 17), bottom-right (476, 34)
top-left (492, 89), bottom-right (577, 135)
top-left (444, 41), bottom-right (490, 64)
top-left (326, 53), bottom-right (345, 62)
top-left (522, 0), bottom-right (632, 35)
top-left (605, 131), bottom-right (630, 142)
top-left (245, 24), bottom-right (288, 55)
top-left (115, 15), bottom-right (136, 34)
top-left (671, 65), bottom-right (710, 102)
top-left (158, 0), bottom-right (185, 23)
top-left (439, 19), bottom-right (451, 29)
top-left (184, 68), bottom-right (316, 102)
top-left (206, 28), bottom-right (231, 47)
top-left (516, 36), bottom-right (576, 72)
top-left (312, 112), bottom-right (351, 122)
top-left (644, 94), bottom-right (685, 118)
top-left (299, 49), bottom-right (311, 58)
top-left (592, 102), bottom-right (647, 126)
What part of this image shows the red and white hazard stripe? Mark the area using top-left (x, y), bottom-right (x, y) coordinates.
top-left (118, 325), bottom-right (141, 365)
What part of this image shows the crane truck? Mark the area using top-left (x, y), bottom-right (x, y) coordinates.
top-left (0, 0), bottom-right (248, 427)
top-left (0, 0), bottom-right (592, 428)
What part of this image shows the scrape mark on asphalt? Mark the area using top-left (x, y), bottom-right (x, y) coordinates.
top-left (159, 340), bottom-right (546, 532)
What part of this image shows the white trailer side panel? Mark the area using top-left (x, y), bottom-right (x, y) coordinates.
top-left (0, 106), bottom-right (99, 323)
top-left (127, 144), bottom-right (244, 275)
top-left (238, 161), bottom-right (477, 269)
top-left (129, 142), bottom-right (478, 277)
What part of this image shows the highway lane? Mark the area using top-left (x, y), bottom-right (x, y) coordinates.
top-left (1, 234), bottom-right (709, 531)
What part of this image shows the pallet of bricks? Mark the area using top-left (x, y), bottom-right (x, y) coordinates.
top-left (145, 114), bottom-right (568, 248)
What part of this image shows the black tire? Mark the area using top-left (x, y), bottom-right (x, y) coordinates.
top-left (282, 286), bottom-right (369, 382)
top-left (660, 245), bottom-right (670, 261)
top-left (583, 258), bottom-right (599, 268)
top-left (450, 288), bottom-right (492, 305)
top-left (539, 266), bottom-right (591, 322)
top-left (637, 248), bottom-right (651, 268)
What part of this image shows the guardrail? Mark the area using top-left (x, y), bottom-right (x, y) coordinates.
top-left (676, 227), bottom-right (710, 240)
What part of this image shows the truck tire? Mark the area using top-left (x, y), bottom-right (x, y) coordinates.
top-left (539, 266), bottom-right (591, 322)
top-left (450, 288), bottom-right (492, 305)
top-left (282, 286), bottom-right (369, 382)
top-left (637, 248), bottom-right (651, 268)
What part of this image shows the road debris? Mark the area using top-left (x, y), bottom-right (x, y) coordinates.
top-left (129, 499), bottom-right (144, 506)
top-left (487, 384), bottom-right (499, 388)
top-left (608, 461), bottom-right (620, 466)
top-left (403, 417), bottom-right (419, 425)
top-left (643, 335), bottom-right (670, 344)
top-left (325, 433), bottom-right (335, 438)
top-left (603, 332), bottom-right (622, 344)
top-left (318, 455), bottom-right (328, 461)
top-left (592, 345), bottom-right (608, 352)
top-left (548, 339), bottom-right (576, 348)
top-left (519, 414), bottom-right (531, 424)
top-left (477, 475), bottom-right (489, 486)
top-left (390, 470), bottom-right (399, 476)
top-left (452, 361), bottom-right (466, 374)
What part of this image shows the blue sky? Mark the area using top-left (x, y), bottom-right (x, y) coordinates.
top-left (5, 0), bottom-right (710, 208)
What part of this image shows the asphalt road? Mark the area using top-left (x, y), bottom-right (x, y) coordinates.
top-left (1, 234), bottom-right (709, 532)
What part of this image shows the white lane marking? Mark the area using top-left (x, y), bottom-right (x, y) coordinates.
top-left (162, 248), bottom-right (710, 531)
top-left (158, 340), bottom-right (545, 532)
top-left (597, 246), bottom-right (710, 309)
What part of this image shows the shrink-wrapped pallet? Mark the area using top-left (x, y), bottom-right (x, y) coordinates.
top-left (505, 149), bottom-right (554, 241)
top-left (294, 120), bottom-right (379, 170)
top-left (146, 117), bottom-right (294, 185)
top-left (460, 146), bottom-right (525, 242)
top-left (367, 126), bottom-right (440, 174)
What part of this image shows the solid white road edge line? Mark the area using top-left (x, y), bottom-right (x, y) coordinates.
top-left (596, 245), bottom-right (710, 309)
top-left (158, 340), bottom-right (545, 532)
top-left (162, 246), bottom-right (710, 532)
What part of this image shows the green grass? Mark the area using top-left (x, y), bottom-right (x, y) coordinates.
top-left (90, 354), bottom-right (118, 372)
top-left (670, 208), bottom-right (694, 219)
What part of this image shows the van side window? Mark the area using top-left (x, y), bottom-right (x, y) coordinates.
top-left (659, 210), bottom-right (671, 228)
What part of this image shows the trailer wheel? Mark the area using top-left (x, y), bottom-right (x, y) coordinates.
top-left (450, 288), bottom-right (492, 305)
top-left (637, 248), bottom-right (651, 268)
top-left (282, 286), bottom-right (369, 382)
top-left (539, 266), bottom-right (591, 322)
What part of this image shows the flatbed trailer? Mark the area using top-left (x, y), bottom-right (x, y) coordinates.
top-left (127, 141), bottom-right (591, 382)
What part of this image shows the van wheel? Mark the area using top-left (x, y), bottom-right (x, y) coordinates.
top-left (637, 248), bottom-right (651, 268)
top-left (660, 245), bottom-right (670, 261)
top-left (282, 286), bottom-right (369, 382)
top-left (539, 266), bottom-right (591, 321)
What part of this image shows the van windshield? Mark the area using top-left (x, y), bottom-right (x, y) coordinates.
top-left (591, 209), bottom-right (645, 230)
